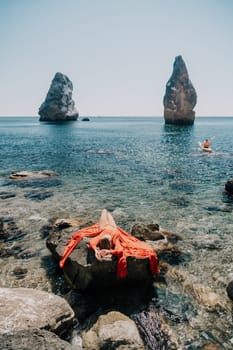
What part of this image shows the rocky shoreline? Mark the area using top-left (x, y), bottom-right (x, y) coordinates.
top-left (1, 215), bottom-right (232, 349)
top-left (1, 171), bottom-right (233, 349)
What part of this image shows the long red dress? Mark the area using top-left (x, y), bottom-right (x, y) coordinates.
top-left (60, 222), bottom-right (160, 278)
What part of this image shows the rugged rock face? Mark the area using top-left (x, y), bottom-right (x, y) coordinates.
top-left (163, 55), bottom-right (197, 125)
top-left (39, 72), bottom-right (79, 121)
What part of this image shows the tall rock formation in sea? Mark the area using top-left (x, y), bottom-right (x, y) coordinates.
top-left (39, 72), bottom-right (79, 121)
top-left (163, 56), bottom-right (197, 125)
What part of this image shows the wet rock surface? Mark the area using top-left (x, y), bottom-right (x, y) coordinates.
top-left (0, 191), bottom-right (16, 199)
top-left (24, 189), bottom-right (54, 201)
top-left (0, 224), bottom-right (35, 259)
top-left (225, 178), bottom-right (233, 196)
top-left (0, 216), bottom-right (27, 243)
top-left (5, 170), bottom-right (61, 188)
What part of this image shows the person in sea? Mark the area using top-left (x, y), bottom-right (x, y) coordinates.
top-left (59, 209), bottom-right (160, 278)
top-left (203, 139), bottom-right (211, 148)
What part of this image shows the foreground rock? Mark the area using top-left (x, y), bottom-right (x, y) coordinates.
top-left (82, 311), bottom-right (145, 350)
top-left (47, 229), bottom-right (155, 291)
top-left (46, 219), bottom-right (183, 291)
top-left (39, 72), bottom-right (79, 122)
top-left (163, 55), bottom-right (197, 125)
top-left (0, 329), bottom-right (76, 350)
top-left (0, 288), bottom-right (74, 335)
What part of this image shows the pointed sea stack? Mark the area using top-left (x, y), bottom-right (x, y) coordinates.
top-left (39, 72), bottom-right (79, 121)
top-left (163, 56), bottom-right (197, 125)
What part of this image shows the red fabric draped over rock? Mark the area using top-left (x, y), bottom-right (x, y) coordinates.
top-left (59, 223), bottom-right (160, 278)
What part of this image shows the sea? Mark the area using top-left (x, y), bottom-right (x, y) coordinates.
top-left (0, 116), bottom-right (233, 348)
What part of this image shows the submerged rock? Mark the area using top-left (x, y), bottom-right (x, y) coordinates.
top-left (183, 282), bottom-right (228, 311)
top-left (0, 191), bottom-right (16, 199)
top-left (225, 179), bottom-right (233, 196)
top-left (24, 189), bottom-right (53, 201)
top-left (163, 55), bottom-right (197, 125)
top-left (6, 170), bottom-right (61, 188)
top-left (0, 216), bottom-right (27, 243)
top-left (39, 72), bottom-right (79, 122)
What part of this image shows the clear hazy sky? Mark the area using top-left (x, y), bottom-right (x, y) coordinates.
top-left (0, 0), bottom-right (232, 117)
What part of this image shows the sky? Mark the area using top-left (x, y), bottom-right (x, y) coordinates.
top-left (0, 0), bottom-right (233, 117)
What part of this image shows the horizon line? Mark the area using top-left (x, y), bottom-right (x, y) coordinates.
top-left (0, 115), bottom-right (233, 118)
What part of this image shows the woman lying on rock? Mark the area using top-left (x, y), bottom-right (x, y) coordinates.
top-left (60, 209), bottom-right (160, 278)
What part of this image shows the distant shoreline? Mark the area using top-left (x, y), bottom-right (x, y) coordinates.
top-left (0, 115), bottom-right (233, 118)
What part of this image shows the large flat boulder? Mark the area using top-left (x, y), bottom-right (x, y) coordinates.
top-left (0, 288), bottom-right (74, 336)
top-left (47, 231), bottom-right (154, 290)
top-left (46, 219), bottom-right (183, 291)
top-left (46, 221), bottom-right (157, 291)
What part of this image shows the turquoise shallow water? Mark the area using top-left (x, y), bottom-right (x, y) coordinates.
top-left (0, 116), bottom-right (233, 347)
top-left (0, 117), bottom-right (232, 225)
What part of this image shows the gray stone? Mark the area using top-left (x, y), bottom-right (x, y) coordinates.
top-left (0, 329), bottom-right (76, 350)
top-left (47, 231), bottom-right (154, 290)
top-left (46, 222), bottom-right (155, 291)
top-left (0, 287), bottom-right (74, 336)
top-left (163, 55), bottom-right (197, 125)
top-left (39, 72), bottom-right (79, 121)
top-left (82, 311), bottom-right (145, 350)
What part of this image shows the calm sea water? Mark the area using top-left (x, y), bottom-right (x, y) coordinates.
top-left (0, 116), bottom-right (233, 347)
